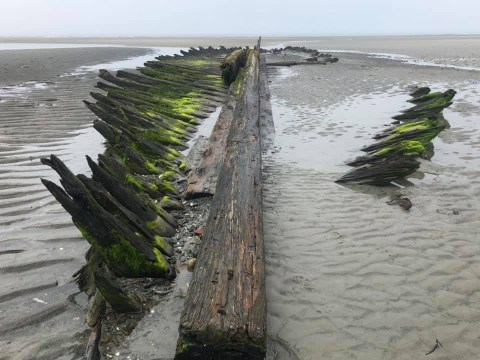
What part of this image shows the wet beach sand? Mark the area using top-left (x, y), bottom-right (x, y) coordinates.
top-left (264, 51), bottom-right (480, 359)
top-left (0, 37), bottom-right (480, 359)
top-left (4, 35), bottom-right (480, 67)
top-left (0, 45), bottom-right (155, 359)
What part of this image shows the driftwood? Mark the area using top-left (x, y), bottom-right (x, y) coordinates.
top-left (175, 49), bottom-right (266, 359)
top-left (408, 91), bottom-right (442, 104)
top-left (392, 102), bottom-right (453, 120)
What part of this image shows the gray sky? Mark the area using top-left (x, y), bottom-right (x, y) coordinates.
top-left (1, 0), bottom-right (479, 37)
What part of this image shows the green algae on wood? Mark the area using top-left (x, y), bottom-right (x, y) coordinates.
top-left (42, 47), bottom-right (236, 328)
top-left (363, 124), bottom-right (446, 153)
top-left (408, 91), bottom-right (443, 104)
top-left (40, 174), bottom-right (173, 279)
top-left (337, 155), bottom-right (421, 185)
top-left (338, 87), bottom-right (456, 185)
top-left (409, 86), bottom-right (431, 98)
top-left (94, 270), bottom-right (142, 313)
top-left (175, 45), bottom-right (266, 360)
top-left (348, 140), bottom-right (427, 167)
top-left (160, 196), bottom-right (185, 211)
top-left (220, 49), bottom-right (247, 85)
top-left (402, 89), bottom-right (456, 114)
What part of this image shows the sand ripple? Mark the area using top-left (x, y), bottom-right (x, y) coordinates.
top-left (264, 59), bottom-right (480, 359)
top-left (0, 71), bottom-right (104, 358)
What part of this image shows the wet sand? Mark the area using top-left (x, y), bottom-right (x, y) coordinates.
top-left (0, 46), bottom-right (151, 359)
top-left (0, 47), bottom-right (152, 85)
top-left (264, 53), bottom-right (480, 359)
top-left (1, 37), bottom-right (480, 359)
top-left (4, 35), bottom-right (480, 68)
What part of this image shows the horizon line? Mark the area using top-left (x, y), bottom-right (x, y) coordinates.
top-left (1, 33), bottom-right (480, 39)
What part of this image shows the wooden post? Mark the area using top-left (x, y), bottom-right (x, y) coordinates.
top-left (175, 47), bottom-right (267, 359)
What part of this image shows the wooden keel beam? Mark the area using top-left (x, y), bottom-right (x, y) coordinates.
top-left (175, 48), bottom-right (267, 360)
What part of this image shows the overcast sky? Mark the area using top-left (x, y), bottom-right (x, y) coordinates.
top-left (1, 0), bottom-right (479, 37)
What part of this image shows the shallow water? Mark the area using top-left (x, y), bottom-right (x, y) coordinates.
top-left (263, 58), bottom-right (480, 359)
top-left (75, 46), bottom-right (184, 74)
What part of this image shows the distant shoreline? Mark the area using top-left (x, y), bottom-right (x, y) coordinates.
top-left (1, 36), bottom-right (479, 71)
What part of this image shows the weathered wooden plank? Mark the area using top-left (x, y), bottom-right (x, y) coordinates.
top-left (41, 155), bottom-right (174, 278)
top-left (221, 49), bottom-right (247, 85)
top-left (267, 60), bottom-right (328, 66)
top-left (184, 87), bottom-right (237, 198)
top-left (259, 54), bottom-right (274, 151)
top-left (175, 48), bottom-right (266, 359)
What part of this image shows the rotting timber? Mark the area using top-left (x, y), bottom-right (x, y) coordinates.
top-left (175, 45), bottom-right (267, 359)
top-left (41, 41), bottom-right (334, 358)
top-left (40, 46), bottom-right (236, 358)
top-left (336, 86), bottom-right (456, 186)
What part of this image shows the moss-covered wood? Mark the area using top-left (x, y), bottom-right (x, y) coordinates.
top-left (337, 87), bottom-right (456, 185)
top-left (401, 89), bottom-right (456, 114)
top-left (41, 46), bottom-right (266, 358)
top-left (42, 46), bottom-right (233, 294)
top-left (95, 270), bottom-right (142, 313)
top-left (41, 155), bottom-right (174, 278)
top-left (175, 48), bottom-right (267, 360)
top-left (337, 155), bottom-right (421, 185)
top-left (265, 46), bottom-right (339, 66)
top-left (409, 86), bottom-right (431, 98)
top-left (220, 49), bottom-right (247, 85)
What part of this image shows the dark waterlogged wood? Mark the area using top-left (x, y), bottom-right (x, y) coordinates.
top-left (267, 60), bottom-right (328, 66)
top-left (176, 49), bottom-right (266, 360)
top-left (337, 86), bottom-right (456, 185)
top-left (40, 45), bottom-right (263, 358)
top-left (259, 54), bottom-right (275, 150)
top-left (220, 49), bottom-right (247, 85)
top-left (185, 52), bottom-right (275, 199)
top-left (41, 155), bottom-right (174, 279)
top-left (184, 85), bottom-right (237, 198)
top-left (409, 86), bottom-right (431, 98)
top-left (85, 320), bottom-right (102, 360)
top-left (265, 46), bottom-right (339, 67)
top-left (94, 270), bottom-right (142, 313)
top-left (336, 155), bottom-right (421, 185)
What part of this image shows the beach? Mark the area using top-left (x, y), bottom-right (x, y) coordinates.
top-left (3, 35), bottom-right (480, 67)
top-left (263, 50), bottom-right (480, 359)
top-left (0, 45), bottom-right (156, 359)
top-left (0, 37), bottom-right (479, 359)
